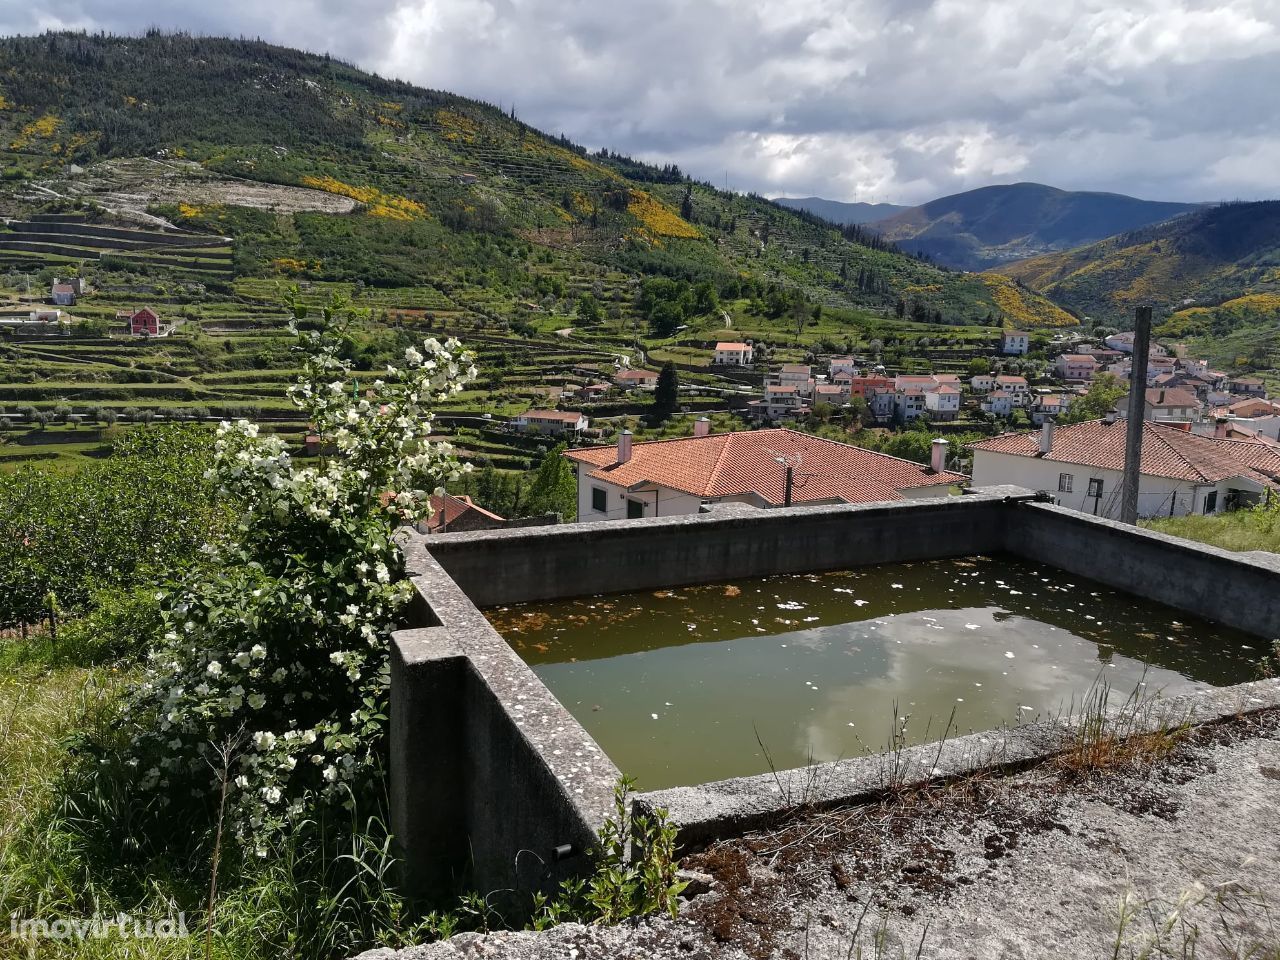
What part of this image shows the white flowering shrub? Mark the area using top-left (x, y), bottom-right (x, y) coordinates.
top-left (124, 296), bottom-right (476, 852)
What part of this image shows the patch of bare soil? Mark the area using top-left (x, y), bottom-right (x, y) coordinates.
top-left (35, 157), bottom-right (356, 219)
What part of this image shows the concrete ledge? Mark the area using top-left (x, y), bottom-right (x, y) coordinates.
top-left (635, 678), bottom-right (1280, 851)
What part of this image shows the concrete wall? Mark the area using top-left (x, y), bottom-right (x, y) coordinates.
top-left (391, 487), bottom-right (1280, 903)
top-left (1011, 500), bottom-right (1280, 639)
top-left (392, 546), bottom-right (620, 905)
top-left (421, 492), bottom-right (1015, 607)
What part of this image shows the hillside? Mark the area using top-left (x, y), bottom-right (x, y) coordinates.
top-left (0, 33), bottom-right (1075, 327)
top-left (774, 197), bottom-right (908, 225)
top-left (873, 182), bottom-right (1200, 271)
top-left (0, 32), bottom-right (1086, 472)
top-left (995, 201), bottom-right (1280, 374)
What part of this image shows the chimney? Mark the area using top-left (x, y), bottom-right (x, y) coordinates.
top-left (1039, 419), bottom-right (1055, 455)
top-left (1214, 417), bottom-right (1229, 440)
top-left (930, 438), bottom-right (949, 474)
top-left (694, 417), bottom-right (711, 438)
top-left (616, 430), bottom-right (633, 465)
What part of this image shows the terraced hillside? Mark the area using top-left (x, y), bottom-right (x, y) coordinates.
top-left (0, 212), bottom-right (233, 278)
top-left (0, 32), bottom-right (1063, 473)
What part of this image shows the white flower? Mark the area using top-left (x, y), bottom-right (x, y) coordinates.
top-left (248, 694), bottom-right (267, 710)
top-left (323, 765), bottom-right (338, 782)
top-left (234, 652), bottom-right (252, 668)
top-left (206, 661), bottom-right (223, 677)
top-left (253, 731), bottom-right (277, 751)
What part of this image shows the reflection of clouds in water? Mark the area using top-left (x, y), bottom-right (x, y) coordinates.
top-left (794, 607), bottom-right (1203, 764)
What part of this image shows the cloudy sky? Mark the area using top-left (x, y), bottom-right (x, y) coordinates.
top-left (5, 0), bottom-right (1280, 204)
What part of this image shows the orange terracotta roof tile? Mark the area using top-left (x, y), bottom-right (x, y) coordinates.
top-left (565, 429), bottom-right (963, 507)
top-left (969, 419), bottom-right (1280, 486)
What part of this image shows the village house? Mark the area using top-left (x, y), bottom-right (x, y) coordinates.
top-left (867, 388), bottom-right (897, 422)
top-left (771, 363), bottom-right (816, 397)
top-left (753, 384), bottom-right (809, 421)
top-left (512, 409), bottom-right (589, 437)
top-left (814, 383), bottom-right (849, 406)
top-left (1105, 331), bottom-right (1168, 356)
top-left (713, 341), bottom-right (753, 366)
top-left (970, 374), bottom-right (996, 393)
top-left (50, 281), bottom-right (77, 306)
top-left (1056, 354), bottom-right (1097, 382)
top-left (846, 374), bottom-right (893, 399)
top-left (970, 418), bottom-right (1280, 518)
top-left (418, 493), bottom-right (506, 533)
top-left (1227, 377), bottom-right (1266, 397)
top-left (827, 356), bottom-right (861, 379)
top-left (924, 384), bottom-right (962, 421)
top-left (613, 368), bottom-right (659, 391)
top-left (1115, 387), bottom-right (1203, 423)
top-left (129, 307), bottom-right (171, 337)
top-left (565, 425), bottom-right (966, 521)
top-left (574, 382), bottom-right (611, 401)
top-left (995, 375), bottom-right (1030, 406)
top-left (1030, 393), bottom-right (1070, 425)
top-left (1001, 331), bottom-right (1030, 355)
top-left (982, 391), bottom-right (1015, 417)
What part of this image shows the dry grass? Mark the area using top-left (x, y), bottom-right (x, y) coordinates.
top-left (1054, 680), bottom-right (1187, 777)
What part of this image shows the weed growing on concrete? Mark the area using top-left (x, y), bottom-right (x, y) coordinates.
top-left (1056, 676), bottom-right (1187, 777)
top-left (531, 778), bottom-right (687, 929)
top-left (1110, 874), bottom-right (1280, 960)
top-left (754, 726), bottom-right (831, 808)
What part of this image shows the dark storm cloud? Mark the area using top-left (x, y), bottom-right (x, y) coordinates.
top-left (6, 0), bottom-right (1279, 203)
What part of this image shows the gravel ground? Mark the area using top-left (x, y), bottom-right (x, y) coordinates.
top-left (361, 709), bottom-right (1280, 960)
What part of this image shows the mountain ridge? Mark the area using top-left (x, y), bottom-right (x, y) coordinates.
top-left (870, 182), bottom-right (1202, 271)
top-left (774, 196), bottom-right (909, 225)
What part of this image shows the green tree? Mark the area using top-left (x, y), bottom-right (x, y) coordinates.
top-left (968, 357), bottom-right (991, 376)
top-left (525, 444), bottom-right (578, 521)
top-left (1060, 373), bottom-right (1128, 424)
top-left (653, 361), bottom-right (679, 422)
top-left (576, 293), bottom-right (603, 325)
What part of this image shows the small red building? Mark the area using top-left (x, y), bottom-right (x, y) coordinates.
top-left (129, 307), bottom-right (163, 336)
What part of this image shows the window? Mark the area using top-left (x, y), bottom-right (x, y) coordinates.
top-left (1087, 478), bottom-right (1103, 498)
top-left (591, 487), bottom-right (607, 513)
top-left (1058, 473), bottom-right (1073, 493)
top-left (1203, 491), bottom-right (1218, 515)
top-left (626, 498), bottom-right (646, 519)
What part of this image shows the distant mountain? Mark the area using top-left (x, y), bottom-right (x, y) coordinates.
top-left (774, 197), bottom-right (909, 225)
top-left (873, 183), bottom-right (1201, 271)
top-left (995, 201), bottom-right (1280, 372)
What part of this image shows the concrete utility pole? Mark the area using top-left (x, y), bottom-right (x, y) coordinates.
top-left (1119, 305), bottom-right (1153, 525)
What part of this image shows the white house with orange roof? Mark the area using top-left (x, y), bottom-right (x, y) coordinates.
top-left (995, 375), bottom-right (1030, 406)
top-left (512, 409), bottom-right (588, 437)
top-left (970, 419), bottom-right (1280, 518)
top-left (713, 342), bottom-right (753, 366)
top-left (565, 425), bottom-right (965, 521)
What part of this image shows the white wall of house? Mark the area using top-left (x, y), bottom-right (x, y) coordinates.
top-left (970, 449), bottom-right (1254, 518)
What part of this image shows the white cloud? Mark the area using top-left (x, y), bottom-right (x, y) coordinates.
top-left (3, 0), bottom-right (1278, 204)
